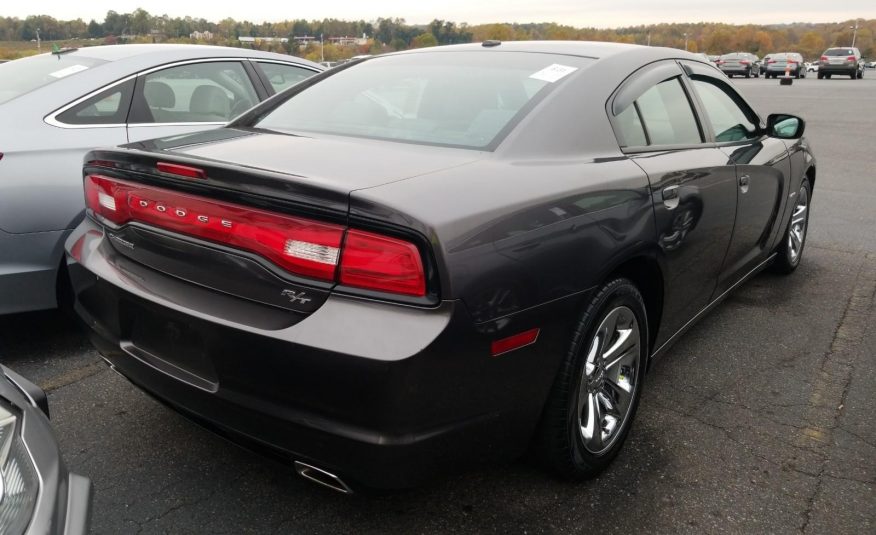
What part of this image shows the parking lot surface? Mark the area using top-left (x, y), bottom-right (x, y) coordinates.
top-left (1, 75), bottom-right (875, 534)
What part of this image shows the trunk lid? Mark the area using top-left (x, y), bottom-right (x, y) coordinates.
top-left (84, 128), bottom-right (469, 317)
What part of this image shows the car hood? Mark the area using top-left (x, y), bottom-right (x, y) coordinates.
top-left (130, 127), bottom-right (485, 194)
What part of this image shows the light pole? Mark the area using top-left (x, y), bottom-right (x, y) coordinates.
top-left (36, 27), bottom-right (41, 52)
top-left (684, 32), bottom-right (689, 51)
top-left (850, 20), bottom-right (859, 47)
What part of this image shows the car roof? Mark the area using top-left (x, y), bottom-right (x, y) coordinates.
top-left (61, 44), bottom-right (308, 63)
top-left (392, 40), bottom-right (678, 60)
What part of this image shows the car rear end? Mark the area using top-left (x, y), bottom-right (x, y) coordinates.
top-left (765, 54), bottom-right (802, 77)
top-left (818, 47), bottom-right (860, 77)
top-left (716, 54), bottom-right (754, 77)
top-left (64, 145), bottom-right (552, 490)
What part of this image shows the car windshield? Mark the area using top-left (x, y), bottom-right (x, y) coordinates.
top-left (825, 49), bottom-right (855, 56)
top-left (254, 51), bottom-right (591, 150)
top-left (0, 53), bottom-right (106, 105)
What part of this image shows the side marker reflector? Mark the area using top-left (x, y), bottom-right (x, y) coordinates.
top-left (491, 328), bottom-right (540, 357)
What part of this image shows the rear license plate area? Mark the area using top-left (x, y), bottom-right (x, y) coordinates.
top-left (122, 302), bottom-right (219, 391)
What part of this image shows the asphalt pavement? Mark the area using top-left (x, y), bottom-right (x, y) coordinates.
top-left (1, 74), bottom-right (874, 534)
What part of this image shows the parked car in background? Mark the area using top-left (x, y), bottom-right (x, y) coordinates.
top-left (66, 41), bottom-right (814, 491)
top-left (0, 365), bottom-right (91, 533)
top-left (759, 55), bottom-right (770, 75)
top-left (716, 52), bottom-right (760, 77)
top-left (865, 60), bottom-right (876, 69)
top-left (805, 62), bottom-right (819, 72)
top-left (764, 52), bottom-right (805, 78)
top-left (817, 46), bottom-right (864, 79)
top-left (0, 45), bottom-right (322, 316)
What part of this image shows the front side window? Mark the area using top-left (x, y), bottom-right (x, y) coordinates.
top-left (634, 78), bottom-right (702, 146)
top-left (135, 62), bottom-right (258, 124)
top-left (690, 78), bottom-right (758, 142)
top-left (253, 52), bottom-right (591, 150)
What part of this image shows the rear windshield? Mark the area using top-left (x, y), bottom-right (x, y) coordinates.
top-left (824, 48), bottom-right (855, 56)
top-left (0, 53), bottom-right (106, 105)
top-left (253, 51), bottom-right (591, 150)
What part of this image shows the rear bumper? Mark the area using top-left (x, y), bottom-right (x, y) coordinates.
top-left (818, 64), bottom-right (857, 74)
top-left (0, 367), bottom-right (92, 535)
top-left (0, 227), bottom-right (71, 315)
top-left (65, 219), bottom-right (577, 488)
top-left (719, 67), bottom-right (751, 75)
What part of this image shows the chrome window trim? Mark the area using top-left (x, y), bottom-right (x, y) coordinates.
top-left (127, 121), bottom-right (226, 128)
top-left (44, 56), bottom-right (308, 130)
top-left (249, 58), bottom-right (321, 74)
top-left (44, 73), bottom-right (137, 129)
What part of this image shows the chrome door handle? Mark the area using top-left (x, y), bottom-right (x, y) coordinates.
top-left (662, 185), bottom-right (679, 209)
top-left (739, 174), bottom-right (750, 193)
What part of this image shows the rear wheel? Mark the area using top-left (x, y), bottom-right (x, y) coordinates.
top-left (772, 178), bottom-right (811, 274)
top-left (745, 70), bottom-right (751, 78)
top-left (535, 278), bottom-right (647, 479)
top-left (817, 72), bottom-right (824, 79)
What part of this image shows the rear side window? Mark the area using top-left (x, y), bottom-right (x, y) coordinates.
top-left (256, 62), bottom-right (316, 93)
top-left (634, 78), bottom-right (702, 145)
top-left (56, 79), bottom-right (134, 125)
top-left (134, 62), bottom-right (258, 124)
top-left (0, 54), bottom-right (106, 105)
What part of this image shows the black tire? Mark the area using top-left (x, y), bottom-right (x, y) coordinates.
top-left (745, 70), bottom-right (751, 78)
top-left (534, 278), bottom-right (648, 479)
top-left (772, 177), bottom-right (811, 274)
top-left (850, 73), bottom-right (857, 80)
top-left (826, 74), bottom-right (831, 79)
top-left (858, 69), bottom-right (864, 79)
top-left (817, 72), bottom-right (824, 79)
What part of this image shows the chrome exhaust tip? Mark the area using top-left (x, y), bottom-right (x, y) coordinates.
top-left (294, 461), bottom-right (353, 494)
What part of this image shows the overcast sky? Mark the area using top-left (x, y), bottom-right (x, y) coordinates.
top-left (5, 1), bottom-right (874, 28)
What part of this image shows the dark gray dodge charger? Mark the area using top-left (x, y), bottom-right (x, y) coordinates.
top-left (64, 41), bottom-right (815, 491)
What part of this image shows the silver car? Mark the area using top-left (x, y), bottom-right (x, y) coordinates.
top-left (0, 45), bottom-right (321, 315)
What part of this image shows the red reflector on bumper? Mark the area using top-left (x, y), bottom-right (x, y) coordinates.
top-left (491, 328), bottom-right (540, 357)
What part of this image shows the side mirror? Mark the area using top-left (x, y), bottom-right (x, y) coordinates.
top-left (766, 113), bottom-right (805, 139)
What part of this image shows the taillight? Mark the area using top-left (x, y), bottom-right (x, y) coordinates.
top-left (340, 230), bottom-right (426, 297)
top-left (820, 55), bottom-right (828, 61)
top-left (715, 60), bottom-right (724, 65)
top-left (84, 174), bottom-right (428, 297)
top-left (847, 55), bottom-right (856, 62)
top-left (85, 174), bottom-right (345, 281)
top-left (739, 60), bottom-right (750, 65)
top-left (768, 59), bottom-right (776, 64)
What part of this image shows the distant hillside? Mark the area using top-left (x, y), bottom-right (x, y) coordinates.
top-left (1, 10), bottom-right (872, 61)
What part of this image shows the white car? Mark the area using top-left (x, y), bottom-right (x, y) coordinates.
top-left (805, 62), bottom-right (819, 72)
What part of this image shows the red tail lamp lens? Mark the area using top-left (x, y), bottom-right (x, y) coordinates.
top-left (84, 175), bottom-right (344, 281)
top-left (84, 174), bottom-right (429, 296)
top-left (340, 230), bottom-right (426, 297)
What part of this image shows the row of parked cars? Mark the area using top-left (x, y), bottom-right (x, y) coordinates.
top-left (2, 40), bottom-right (816, 530)
top-left (711, 46), bottom-right (869, 80)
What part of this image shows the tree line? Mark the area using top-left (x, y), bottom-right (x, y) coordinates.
top-left (0, 9), bottom-right (873, 62)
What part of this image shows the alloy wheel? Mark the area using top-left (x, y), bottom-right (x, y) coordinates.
top-left (788, 185), bottom-right (809, 264)
top-left (577, 306), bottom-right (641, 455)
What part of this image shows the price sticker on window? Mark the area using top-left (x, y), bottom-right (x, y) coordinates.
top-left (529, 64), bottom-right (578, 83)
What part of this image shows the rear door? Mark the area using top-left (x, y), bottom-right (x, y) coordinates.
top-left (609, 61), bottom-right (738, 348)
top-left (682, 61), bottom-right (791, 295)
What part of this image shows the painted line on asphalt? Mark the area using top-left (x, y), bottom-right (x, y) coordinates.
top-left (39, 359), bottom-right (107, 393)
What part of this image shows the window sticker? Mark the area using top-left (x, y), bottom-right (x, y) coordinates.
top-left (49, 65), bottom-right (89, 79)
top-left (529, 64), bottom-right (578, 83)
